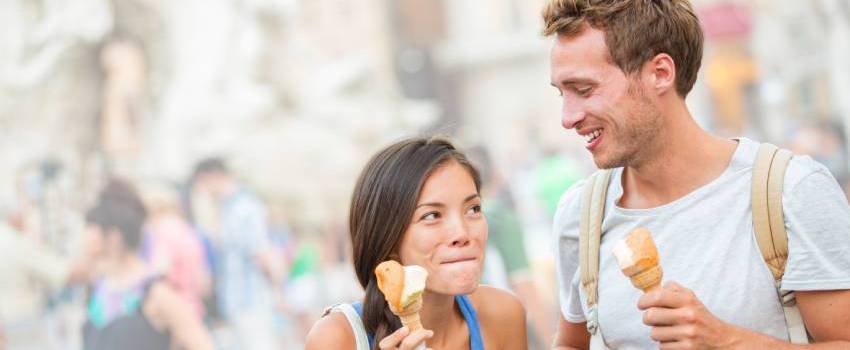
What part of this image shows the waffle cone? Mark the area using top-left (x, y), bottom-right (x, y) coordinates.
top-left (394, 297), bottom-right (423, 331)
top-left (629, 264), bottom-right (662, 292)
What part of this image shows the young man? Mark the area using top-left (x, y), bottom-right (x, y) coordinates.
top-left (191, 158), bottom-right (282, 350)
top-left (543, 0), bottom-right (850, 349)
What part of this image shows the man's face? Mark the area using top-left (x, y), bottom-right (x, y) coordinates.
top-left (550, 26), bottom-right (662, 169)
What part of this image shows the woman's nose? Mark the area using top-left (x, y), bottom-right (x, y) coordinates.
top-left (448, 219), bottom-right (471, 248)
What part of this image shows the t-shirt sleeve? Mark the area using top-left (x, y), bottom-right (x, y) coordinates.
top-left (781, 157), bottom-right (850, 291)
top-left (553, 180), bottom-right (588, 322)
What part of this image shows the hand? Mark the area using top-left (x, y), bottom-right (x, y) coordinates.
top-left (378, 326), bottom-right (434, 350)
top-left (638, 281), bottom-right (742, 349)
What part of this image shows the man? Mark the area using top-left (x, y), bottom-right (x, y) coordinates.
top-left (192, 158), bottom-right (281, 350)
top-left (543, 1), bottom-right (850, 349)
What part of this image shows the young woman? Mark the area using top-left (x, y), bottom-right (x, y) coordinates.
top-left (306, 137), bottom-right (528, 350)
top-left (82, 179), bottom-right (213, 350)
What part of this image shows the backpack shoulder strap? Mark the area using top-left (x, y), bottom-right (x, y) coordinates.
top-left (752, 143), bottom-right (809, 344)
top-left (579, 169), bottom-right (613, 345)
top-left (752, 143), bottom-right (794, 281)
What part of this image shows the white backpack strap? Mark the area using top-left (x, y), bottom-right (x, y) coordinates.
top-left (579, 169), bottom-right (613, 349)
top-left (752, 143), bottom-right (809, 344)
top-left (323, 303), bottom-right (371, 350)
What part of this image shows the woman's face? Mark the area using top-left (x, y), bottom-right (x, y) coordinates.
top-left (398, 160), bottom-right (487, 295)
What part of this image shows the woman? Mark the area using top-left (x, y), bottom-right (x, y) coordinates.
top-left (306, 137), bottom-right (528, 350)
top-left (82, 179), bottom-right (213, 350)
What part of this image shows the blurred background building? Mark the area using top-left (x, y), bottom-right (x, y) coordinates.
top-left (0, 0), bottom-right (848, 349)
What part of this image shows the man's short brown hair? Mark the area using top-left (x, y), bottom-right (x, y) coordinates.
top-left (542, 0), bottom-right (704, 97)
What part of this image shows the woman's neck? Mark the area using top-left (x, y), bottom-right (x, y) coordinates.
top-left (419, 291), bottom-right (468, 347)
top-left (101, 252), bottom-right (147, 287)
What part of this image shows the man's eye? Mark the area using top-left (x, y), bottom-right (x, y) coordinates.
top-left (576, 87), bottom-right (592, 96)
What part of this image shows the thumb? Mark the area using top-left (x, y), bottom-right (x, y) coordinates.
top-left (664, 280), bottom-right (684, 291)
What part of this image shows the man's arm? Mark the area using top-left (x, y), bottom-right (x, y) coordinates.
top-left (639, 282), bottom-right (850, 349)
top-left (552, 314), bottom-right (590, 350)
top-left (797, 289), bottom-right (850, 342)
top-left (732, 289), bottom-right (850, 349)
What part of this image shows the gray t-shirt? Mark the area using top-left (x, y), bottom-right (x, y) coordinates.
top-left (553, 138), bottom-right (850, 349)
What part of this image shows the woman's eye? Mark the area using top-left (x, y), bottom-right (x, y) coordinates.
top-left (467, 205), bottom-right (482, 215)
top-left (421, 212), bottom-right (440, 221)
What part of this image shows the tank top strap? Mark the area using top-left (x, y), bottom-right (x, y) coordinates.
top-left (456, 295), bottom-right (484, 350)
top-left (350, 302), bottom-right (375, 348)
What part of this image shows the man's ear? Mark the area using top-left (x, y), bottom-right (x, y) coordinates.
top-left (644, 53), bottom-right (676, 96)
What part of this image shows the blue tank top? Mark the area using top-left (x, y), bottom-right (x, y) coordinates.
top-left (353, 295), bottom-right (484, 350)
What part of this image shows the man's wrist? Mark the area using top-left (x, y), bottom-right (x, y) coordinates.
top-left (727, 325), bottom-right (800, 350)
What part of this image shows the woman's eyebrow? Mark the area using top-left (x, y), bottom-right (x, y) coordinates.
top-left (415, 194), bottom-right (479, 209)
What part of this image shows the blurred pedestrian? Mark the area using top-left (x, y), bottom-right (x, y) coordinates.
top-left (192, 158), bottom-right (281, 350)
top-left (82, 179), bottom-right (213, 350)
top-left (140, 182), bottom-right (211, 319)
top-left (467, 146), bottom-right (557, 349)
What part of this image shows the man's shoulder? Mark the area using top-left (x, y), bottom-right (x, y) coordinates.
top-left (553, 170), bottom-right (616, 239)
top-left (739, 138), bottom-right (830, 192)
top-left (784, 154), bottom-right (833, 193)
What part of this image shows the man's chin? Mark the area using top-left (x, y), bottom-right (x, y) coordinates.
top-left (592, 154), bottom-right (627, 170)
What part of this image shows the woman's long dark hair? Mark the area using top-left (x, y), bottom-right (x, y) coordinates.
top-left (349, 137), bottom-right (480, 348)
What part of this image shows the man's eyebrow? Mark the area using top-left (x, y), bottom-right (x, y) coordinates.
top-left (556, 77), bottom-right (597, 86)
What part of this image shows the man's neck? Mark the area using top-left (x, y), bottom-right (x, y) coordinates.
top-left (618, 106), bottom-right (738, 209)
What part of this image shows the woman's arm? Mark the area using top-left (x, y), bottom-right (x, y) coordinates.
top-left (305, 312), bottom-right (357, 349)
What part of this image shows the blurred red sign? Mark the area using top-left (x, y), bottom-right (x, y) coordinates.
top-left (698, 3), bottom-right (752, 40)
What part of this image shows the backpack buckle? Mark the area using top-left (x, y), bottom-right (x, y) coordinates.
top-left (586, 306), bottom-right (599, 335)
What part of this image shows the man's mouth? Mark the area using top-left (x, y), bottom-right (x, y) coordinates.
top-left (584, 129), bottom-right (602, 144)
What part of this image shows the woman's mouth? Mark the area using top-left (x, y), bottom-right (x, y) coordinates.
top-left (440, 257), bottom-right (477, 265)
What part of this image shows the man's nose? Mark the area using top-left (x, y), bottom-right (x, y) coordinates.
top-left (561, 98), bottom-right (586, 130)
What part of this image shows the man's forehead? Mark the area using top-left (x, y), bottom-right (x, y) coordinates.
top-left (549, 28), bottom-right (614, 82)
top-left (550, 27), bottom-right (609, 62)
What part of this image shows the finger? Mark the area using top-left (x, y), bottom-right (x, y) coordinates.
top-left (399, 329), bottom-right (434, 350)
top-left (664, 281), bottom-right (686, 292)
top-left (658, 339), bottom-right (695, 350)
top-left (378, 326), bottom-right (410, 349)
top-left (637, 286), bottom-right (690, 310)
top-left (642, 307), bottom-right (680, 326)
top-left (650, 325), bottom-right (697, 343)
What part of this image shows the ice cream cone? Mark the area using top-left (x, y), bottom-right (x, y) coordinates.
top-left (375, 261), bottom-right (428, 332)
top-left (395, 297), bottom-right (423, 331)
top-left (613, 227), bottom-right (663, 293)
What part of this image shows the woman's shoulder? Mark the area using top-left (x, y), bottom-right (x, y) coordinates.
top-left (305, 311), bottom-right (357, 349)
top-left (468, 285), bottom-right (525, 325)
top-left (468, 286), bottom-right (528, 348)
